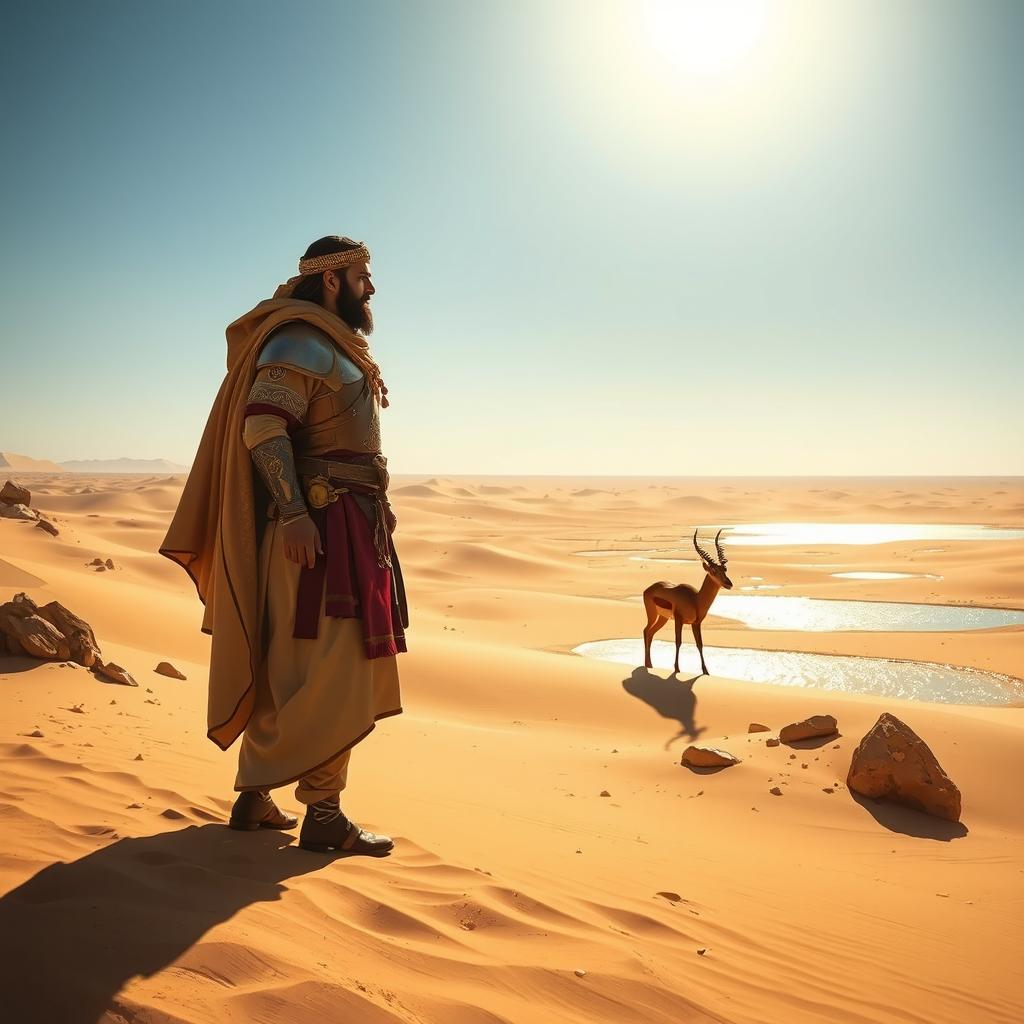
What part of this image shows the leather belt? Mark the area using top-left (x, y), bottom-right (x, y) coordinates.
top-left (294, 455), bottom-right (389, 511)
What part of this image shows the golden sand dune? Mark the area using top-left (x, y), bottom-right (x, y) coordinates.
top-left (2, 473), bottom-right (1023, 1023)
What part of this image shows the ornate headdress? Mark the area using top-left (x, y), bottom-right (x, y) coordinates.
top-left (297, 241), bottom-right (371, 276)
top-left (272, 238), bottom-right (371, 301)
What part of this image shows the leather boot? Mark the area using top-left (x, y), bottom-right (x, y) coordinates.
top-left (228, 788), bottom-right (299, 831)
top-left (298, 795), bottom-right (394, 855)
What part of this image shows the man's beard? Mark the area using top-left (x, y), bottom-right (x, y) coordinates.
top-left (336, 285), bottom-right (373, 335)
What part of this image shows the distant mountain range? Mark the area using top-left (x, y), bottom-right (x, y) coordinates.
top-left (60, 458), bottom-right (190, 474)
top-left (0, 452), bottom-right (189, 474)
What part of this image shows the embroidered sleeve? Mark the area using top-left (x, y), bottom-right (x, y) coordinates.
top-left (243, 365), bottom-right (317, 431)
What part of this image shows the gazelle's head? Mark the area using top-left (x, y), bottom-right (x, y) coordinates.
top-left (693, 528), bottom-right (733, 589)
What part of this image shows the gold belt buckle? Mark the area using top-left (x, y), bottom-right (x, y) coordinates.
top-left (306, 474), bottom-right (347, 509)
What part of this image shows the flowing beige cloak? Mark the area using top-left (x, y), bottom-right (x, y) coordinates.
top-left (159, 296), bottom-right (384, 750)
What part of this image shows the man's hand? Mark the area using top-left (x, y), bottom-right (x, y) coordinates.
top-left (281, 514), bottom-right (322, 568)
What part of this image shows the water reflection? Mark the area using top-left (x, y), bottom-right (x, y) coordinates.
top-left (574, 639), bottom-right (1024, 706)
top-left (698, 522), bottom-right (1024, 545)
top-left (832, 571), bottom-right (942, 580)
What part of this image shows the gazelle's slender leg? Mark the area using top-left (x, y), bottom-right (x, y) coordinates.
top-left (673, 613), bottom-right (683, 673)
top-left (692, 620), bottom-right (708, 676)
top-left (643, 614), bottom-right (668, 668)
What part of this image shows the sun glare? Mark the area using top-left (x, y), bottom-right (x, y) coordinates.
top-left (644, 0), bottom-right (771, 77)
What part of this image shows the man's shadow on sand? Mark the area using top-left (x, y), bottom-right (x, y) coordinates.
top-left (0, 823), bottom-right (352, 1023)
top-left (622, 666), bottom-right (707, 750)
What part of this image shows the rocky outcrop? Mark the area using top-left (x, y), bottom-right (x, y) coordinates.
top-left (681, 746), bottom-right (740, 768)
top-left (0, 481), bottom-right (31, 505)
top-left (847, 713), bottom-right (961, 822)
top-left (780, 715), bottom-right (838, 744)
top-left (0, 594), bottom-right (70, 659)
top-left (1, 592), bottom-right (136, 686)
top-left (0, 502), bottom-right (38, 522)
top-left (34, 600), bottom-right (101, 667)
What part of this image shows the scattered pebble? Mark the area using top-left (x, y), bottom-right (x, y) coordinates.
top-left (28, 728), bottom-right (44, 738)
top-left (574, 969), bottom-right (587, 978)
top-left (766, 738), bottom-right (780, 747)
top-left (697, 948), bottom-right (708, 956)
top-left (600, 790), bottom-right (611, 797)
top-left (134, 753), bottom-right (144, 761)
top-left (770, 786), bottom-right (783, 796)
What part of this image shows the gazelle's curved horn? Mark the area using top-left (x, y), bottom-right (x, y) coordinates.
top-left (714, 528), bottom-right (728, 567)
top-left (692, 529), bottom-right (717, 566)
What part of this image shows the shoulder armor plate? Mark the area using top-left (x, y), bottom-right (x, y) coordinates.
top-left (257, 321), bottom-right (337, 379)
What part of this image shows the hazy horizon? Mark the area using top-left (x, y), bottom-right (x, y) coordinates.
top-left (2, 0), bottom-right (1021, 474)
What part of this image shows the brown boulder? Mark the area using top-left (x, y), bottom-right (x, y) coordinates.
top-left (780, 715), bottom-right (838, 744)
top-left (1, 480), bottom-right (31, 505)
top-left (847, 713), bottom-right (961, 822)
top-left (681, 746), bottom-right (741, 768)
top-left (748, 722), bottom-right (770, 733)
top-left (35, 519), bottom-right (59, 536)
top-left (35, 601), bottom-right (101, 667)
top-left (92, 660), bottom-right (138, 687)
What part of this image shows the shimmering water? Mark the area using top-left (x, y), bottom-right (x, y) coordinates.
top-left (628, 593), bottom-right (1024, 632)
top-left (573, 639), bottom-right (1024, 706)
top-left (697, 522), bottom-right (1024, 546)
top-left (831, 571), bottom-right (943, 580)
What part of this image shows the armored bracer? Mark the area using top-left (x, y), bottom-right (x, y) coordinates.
top-left (250, 434), bottom-right (308, 524)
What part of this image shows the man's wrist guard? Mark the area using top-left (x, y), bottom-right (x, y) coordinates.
top-left (251, 435), bottom-right (308, 523)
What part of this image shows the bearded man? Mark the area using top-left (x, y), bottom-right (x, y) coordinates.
top-left (160, 235), bottom-right (408, 855)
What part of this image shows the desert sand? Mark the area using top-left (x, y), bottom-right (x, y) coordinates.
top-left (1, 473), bottom-right (1022, 1023)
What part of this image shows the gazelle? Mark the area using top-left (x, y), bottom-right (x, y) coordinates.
top-left (642, 529), bottom-right (733, 675)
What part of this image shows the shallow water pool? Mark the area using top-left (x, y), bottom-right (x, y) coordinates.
top-left (573, 639), bottom-right (1024, 706)
top-left (697, 522), bottom-right (1024, 546)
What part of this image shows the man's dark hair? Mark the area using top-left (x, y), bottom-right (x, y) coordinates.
top-left (290, 236), bottom-right (364, 304)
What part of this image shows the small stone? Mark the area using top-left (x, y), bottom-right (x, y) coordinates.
top-left (600, 790), bottom-right (611, 797)
top-left (574, 969), bottom-right (587, 978)
top-left (748, 723), bottom-right (770, 733)
top-left (134, 753), bottom-right (144, 761)
top-left (127, 802), bottom-right (143, 809)
top-left (104, 558), bottom-right (114, 569)
top-left (766, 737), bottom-right (780, 747)
top-left (770, 786), bottom-right (783, 796)
top-left (697, 948), bottom-right (707, 956)
top-left (657, 891), bottom-right (683, 903)
top-left (681, 746), bottom-right (740, 768)
top-left (780, 714), bottom-right (839, 744)
top-left (155, 663), bottom-right (188, 679)
top-left (93, 661), bottom-right (139, 687)
top-left (823, 787), bottom-right (834, 794)
top-left (28, 728), bottom-right (44, 738)
top-left (789, 754), bottom-right (796, 760)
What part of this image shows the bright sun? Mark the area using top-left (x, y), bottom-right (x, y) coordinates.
top-left (643, 0), bottom-right (772, 77)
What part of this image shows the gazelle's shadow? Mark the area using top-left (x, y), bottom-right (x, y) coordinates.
top-left (622, 667), bottom-right (706, 750)
top-left (0, 823), bottom-right (331, 1022)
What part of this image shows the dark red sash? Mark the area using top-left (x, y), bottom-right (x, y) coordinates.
top-left (292, 480), bottom-right (407, 659)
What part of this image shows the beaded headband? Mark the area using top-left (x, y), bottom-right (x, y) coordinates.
top-left (298, 244), bottom-right (371, 276)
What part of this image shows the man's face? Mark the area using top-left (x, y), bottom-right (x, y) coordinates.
top-left (327, 261), bottom-right (374, 334)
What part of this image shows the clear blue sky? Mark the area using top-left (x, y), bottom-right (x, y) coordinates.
top-left (1, 0), bottom-right (1021, 474)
